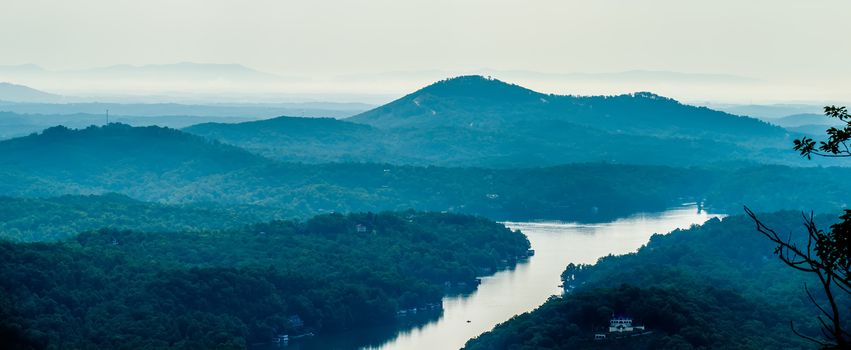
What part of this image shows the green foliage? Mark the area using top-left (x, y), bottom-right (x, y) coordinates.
top-left (0, 194), bottom-right (281, 242)
top-left (0, 211), bottom-right (529, 349)
top-left (0, 125), bottom-right (717, 223)
top-left (4, 124), bottom-right (851, 228)
top-left (794, 106), bottom-right (851, 159)
top-left (703, 165), bottom-right (851, 214)
top-left (779, 105), bottom-right (851, 347)
top-left (823, 210), bottom-right (851, 281)
top-left (465, 212), bottom-right (851, 349)
top-left (184, 116), bottom-right (384, 164)
top-left (466, 284), bottom-right (801, 350)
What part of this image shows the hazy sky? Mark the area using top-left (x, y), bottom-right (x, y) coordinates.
top-left (1, 0), bottom-right (850, 102)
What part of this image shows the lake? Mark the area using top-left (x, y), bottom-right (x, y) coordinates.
top-left (282, 205), bottom-right (720, 350)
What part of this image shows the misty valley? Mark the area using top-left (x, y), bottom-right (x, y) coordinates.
top-left (1, 75), bottom-right (849, 350)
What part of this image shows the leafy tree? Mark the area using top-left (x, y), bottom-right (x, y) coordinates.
top-left (746, 105), bottom-right (851, 348)
top-left (793, 106), bottom-right (851, 159)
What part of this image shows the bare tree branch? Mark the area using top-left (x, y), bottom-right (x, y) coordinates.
top-left (745, 206), bottom-right (850, 348)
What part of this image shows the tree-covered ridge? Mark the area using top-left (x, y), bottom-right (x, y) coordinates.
top-left (0, 211), bottom-right (530, 349)
top-left (703, 164), bottom-right (851, 214)
top-left (350, 76), bottom-right (782, 139)
top-left (465, 284), bottom-right (799, 350)
top-left (3, 161), bottom-right (850, 243)
top-left (183, 116), bottom-right (388, 164)
top-left (185, 114), bottom-right (760, 168)
top-left (180, 76), bottom-right (812, 167)
top-left (0, 194), bottom-right (282, 242)
top-left (2, 124), bottom-right (850, 230)
top-left (2, 124), bottom-right (851, 227)
top-left (0, 123), bottom-right (264, 178)
top-left (0, 124), bottom-right (704, 222)
top-left (464, 212), bottom-right (851, 349)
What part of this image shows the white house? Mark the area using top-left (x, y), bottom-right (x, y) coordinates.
top-left (609, 316), bottom-right (634, 332)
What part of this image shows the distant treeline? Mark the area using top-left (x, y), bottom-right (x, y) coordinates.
top-left (0, 125), bottom-right (850, 243)
top-left (0, 211), bottom-right (529, 349)
top-left (0, 194), bottom-right (283, 242)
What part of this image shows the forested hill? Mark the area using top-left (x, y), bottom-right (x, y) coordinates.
top-left (2, 124), bottom-right (851, 227)
top-left (0, 211), bottom-right (530, 349)
top-left (185, 111), bottom-right (754, 167)
top-left (464, 212), bottom-right (850, 349)
top-left (0, 123), bottom-right (265, 177)
top-left (185, 76), bottom-right (803, 167)
top-left (185, 115), bottom-right (374, 140)
top-left (349, 75), bottom-right (784, 140)
top-left (183, 116), bottom-right (386, 163)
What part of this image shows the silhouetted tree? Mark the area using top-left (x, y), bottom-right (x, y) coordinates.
top-left (746, 105), bottom-right (851, 349)
top-left (793, 106), bottom-right (851, 159)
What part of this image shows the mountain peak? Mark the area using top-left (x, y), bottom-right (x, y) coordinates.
top-left (347, 75), bottom-right (550, 129)
top-left (414, 75), bottom-right (540, 101)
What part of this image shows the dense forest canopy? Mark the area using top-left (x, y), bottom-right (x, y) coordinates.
top-left (0, 194), bottom-right (283, 242)
top-left (1, 123), bottom-right (850, 232)
top-left (464, 213), bottom-right (851, 349)
top-left (0, 211), bottom-right (529, 349)
top-left (184, 116), bottom-right (385, 164)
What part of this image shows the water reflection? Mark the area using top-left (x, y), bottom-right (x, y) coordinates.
top-left (267, 310), bottom-right (441, 350)
top-left (277, 206), bottom-right (721, 350)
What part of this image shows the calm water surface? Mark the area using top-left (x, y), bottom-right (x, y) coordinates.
top-left (286, 206), bottom-right (720, 350)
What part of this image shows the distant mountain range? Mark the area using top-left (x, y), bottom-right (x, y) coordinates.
top-left (0, 63), bottom-right (311, 103)
top-left (0, 82), bottom-right (62, 103)
top-left (4, 63), bottom-right (827, 105)
top-left (769, 113), bottom-right (843, 128)
top-left (333, 68), bottom-right (830, 105)
top-left (187, 75), bottom-right (799, 167)
top-left (703, 103), bottom-right (844, 136)
top-left (337, 69), bottom-right (760, 85)
top-left (0, 62), bottom-right (297, 84)
top-left (76, 62), bottom-right (290, 81)
top-left (0, 75), bottom-right (846, 223)
top-left (767, 113), bottom-right (844, 136)
top-left (711, 103), bottom-right (826, 119)
top-left (0, 99), bottom-right (372, 140)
